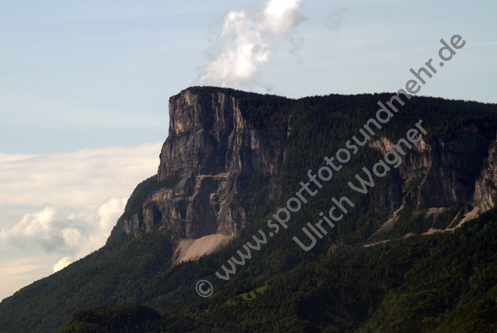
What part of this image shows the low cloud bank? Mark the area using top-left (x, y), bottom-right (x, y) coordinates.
top-left (0, 143), bottom-right (162, 298)
top-left (0, 143), bottom-right (162, 210)
top-left (1, 197), bottom-right (127, 263)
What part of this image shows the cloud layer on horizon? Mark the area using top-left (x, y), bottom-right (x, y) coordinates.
top-left (0, 143), bottom-right (162, 299)
top-left (0, 143), bottom-right (162, 211)
top-left (1, 197), bottom-right (127, 260)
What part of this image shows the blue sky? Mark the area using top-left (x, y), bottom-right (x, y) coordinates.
top-left (0, 0), bottom-right (496, 301)
top-left (1, 0), bottom-right (495, 154)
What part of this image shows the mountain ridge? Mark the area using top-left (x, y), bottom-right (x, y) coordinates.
top-left (2, 87), bottom-right (497, 332)
top-left (110, 87), bottom-right (497, 249)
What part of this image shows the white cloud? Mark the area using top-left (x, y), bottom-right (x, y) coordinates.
top-left (0, 143), bottom-right (162, 300)
top-left (53, 257), bottom-right (72, 273)
top-left (0, 143), bottom-right (161, 210)
top-left (0, 198), bottom-right (128, 300)
top-left (196, 0), bottom-right (304, 87)
top-left (1, 207), bottom-right (61, 252)
top-left (1, 197), bottom-right (128, 257)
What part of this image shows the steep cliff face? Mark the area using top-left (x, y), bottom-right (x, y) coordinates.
top-left (401, 123), bottom-right (493, 208)
top-left (369, 122), bottom-right (497, 240)
top-left (114, 88), bottom-right (289, 240)
top-left (109, 88), bottom-right (497, 246)
top-left (471, 140), bottom-right (497, 214)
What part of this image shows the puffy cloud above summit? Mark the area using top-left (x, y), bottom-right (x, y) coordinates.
top-left (197, 0), bottom-right (305, 87)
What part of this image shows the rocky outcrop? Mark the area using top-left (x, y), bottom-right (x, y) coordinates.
top-left (111, 88), bottom-right (289, 241)
top-left (109, 88), bottom-right (497, 246)
top-left (402, 123), bottom-right (494, 208)
top-left (369, 122), bottom-right (497, 239)
top-left (467, 140), bottom-right (497, 216)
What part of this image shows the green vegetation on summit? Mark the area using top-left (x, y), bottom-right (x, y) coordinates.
top-left (1, 87), bottom-right (497, 332)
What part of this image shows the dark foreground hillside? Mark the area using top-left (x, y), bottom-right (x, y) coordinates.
top-left (1, 87), bottom-right (497, 332)
top-left (60, 207), bottom-right (497, 332)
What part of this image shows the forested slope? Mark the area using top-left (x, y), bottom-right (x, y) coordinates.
top-left (1, 88), bottom-right (497, 332)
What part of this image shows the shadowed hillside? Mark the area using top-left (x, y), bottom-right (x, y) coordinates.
top-left (2, 87), bottom-right (497, 332)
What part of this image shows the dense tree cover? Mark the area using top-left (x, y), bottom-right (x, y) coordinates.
top-left (0, 230), bottom-right (175, 333)
top-left (1, 88), bottom-right (497, 332)
top-left (57, 208), bottom-right (497, 332)
top-left (59, 305), bottom-right (167, 333)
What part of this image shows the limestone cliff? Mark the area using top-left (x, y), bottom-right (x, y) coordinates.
top-left (108, 88), bottom-right (497, 247)
top-left (108, 87), bottom-right (289, 242)
top-left (469, 140), bottom-right (497, 217)
top-left (369, 122), bottom-right (497, 241)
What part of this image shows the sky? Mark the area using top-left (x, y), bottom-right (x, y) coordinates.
top-left (0, 0), bottom-right (496, 301)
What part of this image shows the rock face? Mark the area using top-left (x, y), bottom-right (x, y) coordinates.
top-left (471, 140), bottom-right (497, 214)
top-left (399, 123), bottom-right (494, 209)
top-left (109, 87), bottom-right (497, 245)
top-left (369, 123), bottom-right (497, 239)
top-left (113, 88), bottom-right (289, 241)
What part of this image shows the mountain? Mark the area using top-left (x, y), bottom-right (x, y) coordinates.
top-left (1, 87), bottom-right (497, 332)
top-left (108, 87), bottom-right (290, 243)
